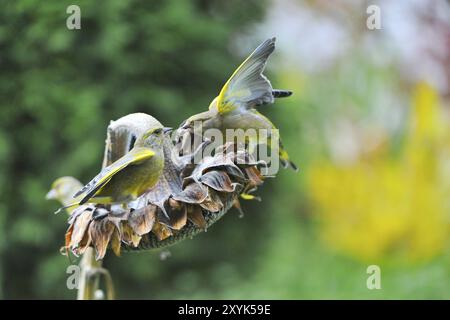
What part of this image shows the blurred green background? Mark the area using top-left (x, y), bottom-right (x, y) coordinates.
top-left (1, 0), bottom-right (449, 299)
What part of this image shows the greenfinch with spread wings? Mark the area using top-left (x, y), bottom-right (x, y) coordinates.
top-left (182, 37), bottom-right (297, 170)
top-left (56, 126), bottom-right (172, 213)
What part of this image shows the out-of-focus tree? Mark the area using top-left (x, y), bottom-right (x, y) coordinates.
top-left (0, 0), bottom-right (267, 298)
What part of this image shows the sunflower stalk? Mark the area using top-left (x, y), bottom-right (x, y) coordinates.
top-left (77, 248), bottom-right (105, 300)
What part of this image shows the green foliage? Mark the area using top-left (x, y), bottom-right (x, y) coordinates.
top-left (1, 1), bottom-right (448, 300)
top-left (0, 0), bottom-right (267, 299)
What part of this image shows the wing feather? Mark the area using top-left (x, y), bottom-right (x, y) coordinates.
top-left (216, 37), bottom-right (276, 114)
top-left (75, 148), bottom-right (155, 204)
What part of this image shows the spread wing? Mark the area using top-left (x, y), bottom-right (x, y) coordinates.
top-left (74, 147), bottom-right (155, 204)
top-left (216, 37), bottom-right (276, 114)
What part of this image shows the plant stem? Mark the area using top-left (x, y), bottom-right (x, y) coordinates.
top-left (77, 248), bottom-right (101, 300)
top-left (76, 247), bottom-right (115, 300)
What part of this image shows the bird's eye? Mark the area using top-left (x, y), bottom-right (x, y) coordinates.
top-left (154, 128), bottom-right (163, 134)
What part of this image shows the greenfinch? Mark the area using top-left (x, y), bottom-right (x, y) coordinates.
top-left (46, 176), bottom-right (84, 214)
top-left (56, 126), bottom-right (172, 213)
top-left (182, 37), bottom-right (297, 170)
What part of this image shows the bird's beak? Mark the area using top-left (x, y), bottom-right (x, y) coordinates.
top-left (46, 189), bottom-right (57, 200)
top-left (163, 127), bottom-right (173, 134)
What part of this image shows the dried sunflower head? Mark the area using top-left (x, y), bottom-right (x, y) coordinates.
top-left (55, 113), bottom-right (267, 260)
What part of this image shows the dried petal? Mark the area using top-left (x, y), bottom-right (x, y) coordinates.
top-left (75, 230), bottom-right (92, 256)
top-left (89, 220), bottom-right (115, 260)
top-left (172, 182), bottom-right (208, 204)
top-left (152, 222), bottom-right (172, 241)
top-left (245, 166), bottom-right (264, 186)
top-left (168, 198), bottom-right (182, 210)
top-left (110, 229), bottom-right (121, 257)
top-left (70, 210), bottom-right (93, 248)
top-left (187, 205), bottom-right (207, 229)
top-left (223, 164), bottom-right (245, 181)
top-left (122, 223), bottom-right (142, 247)
top-left (108, 217), bottom-right (123, 238)
top-left (200, 170), bottom-right (235, 193)
top-left (65, 224), bottom-right (74, 249)
top-left (165, 203), bottom-right (187, 230)
top-left (68, 204), bottom-right (94, 225)
top-left (188, 152), bottom-right (239, 183)
top-left (128, 205), bottom-right (156, 236)
top-left (200, 189), bottom-right (223, 212)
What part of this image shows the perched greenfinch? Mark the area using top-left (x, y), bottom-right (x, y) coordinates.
top-left (182, 37), bottom-right (297, 170)
top-left (56, 126), bottom-right (172, 213)
top-left (46, 176), bottom-right (84, 214)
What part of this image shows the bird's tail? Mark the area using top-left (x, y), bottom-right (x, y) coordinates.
top-left (272, 89), bottom-right (293, 99)
top-left (279, 144), bottom-right (298, 171)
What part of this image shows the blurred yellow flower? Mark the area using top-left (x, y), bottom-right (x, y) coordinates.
top-left (308, 82), bottom-right (450, 263)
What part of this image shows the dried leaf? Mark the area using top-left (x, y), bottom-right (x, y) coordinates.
top-left (245, 166), bottom-right (264, 186)
top-left (75, 230), bottom-right (92, 256)
top-left (68, 204), bottom-right (94, 225)
top-left (122, 223), bottom-right (141, 247)
top-left (128, 205), bottom-right (156, 236)
top-left (165, 202), bottom-right (187, 230)
top-left (172, 182), bottom-right (208, 204)
top-left (152, 222), bottom-right (172, 241)
top-left (223, 164), bottom-right (246, 181)
top-left (200, 189), bottom-right (223, 212)
top-left (110, 229), bottom-right (121, 257)
top-left (70, 210), bottom-right (93, 248)
top-left (89, 220), bottom-right (115, 260)
top-left (187, 205), bottom-right (207, 229)
top-left (187, 152), bottom-right (241, 184)
top-left (108, 216), bottom-right (123, 238)
top-left (65, 224), bottom-right (74, 249)
top-left (168, 198), bottom-right (182, 210)
top-left (200, 170), bottom-right (235, 193)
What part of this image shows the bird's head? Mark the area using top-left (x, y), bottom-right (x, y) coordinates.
top-left (138, 126), bottom-right (173, 148)
top-left (180, 109), bottom-right (219, 131)
top-left (46, 176), bottom-right (83, 204)
top-left (179, 96), bottom-right (220, 131)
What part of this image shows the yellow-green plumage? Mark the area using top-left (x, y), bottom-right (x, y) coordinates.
top-left (46, 176), bottom-right (84, 214)
top-left (183, 37), bottom-right (297, 170)
top-left (78, 147), bottom-right (160, 204)
top-left (57, 127), bottom-right (170, 212)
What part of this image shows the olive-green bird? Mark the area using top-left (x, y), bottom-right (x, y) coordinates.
top-left (56, 126), bottom-right (172, 213)
top-left (181, 37), bottom-right (297, 170)
top-left (46, 176), bottom-right (84, 214)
